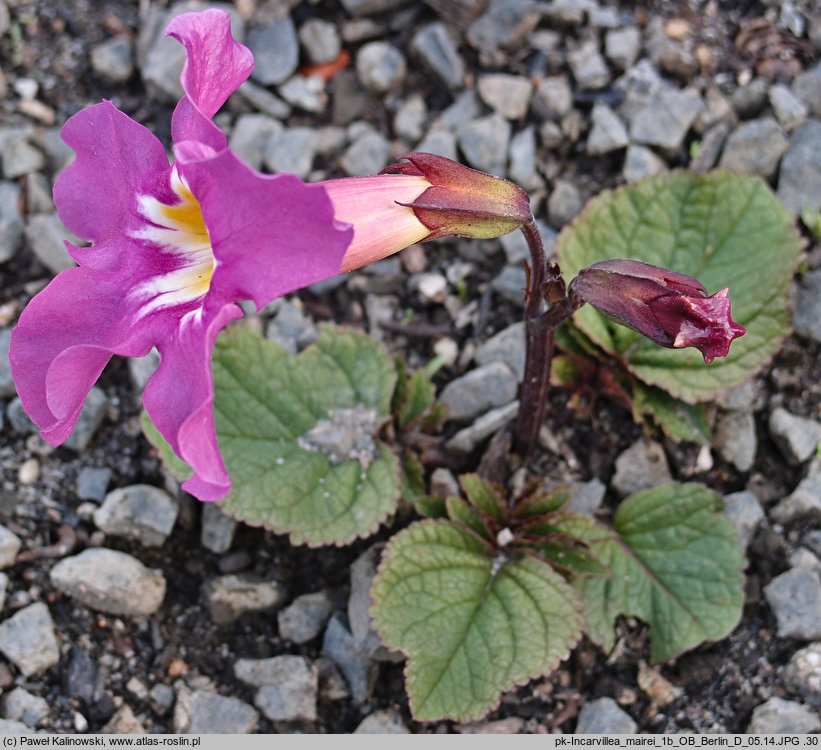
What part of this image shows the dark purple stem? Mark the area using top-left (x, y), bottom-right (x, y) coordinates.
top-left (513, 220), bottom-right (572, 458)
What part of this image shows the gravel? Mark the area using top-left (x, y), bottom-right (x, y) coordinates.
top-left (246, 17), bottom-right (298, 86)
top-left (50, 548), bottom-right (167, 616)
top-left (439, 362), bottom-right (519, 422)
top-left (411, 23), bottom-right (465, 89)
top-left (763, 567), bottom-right (821, 640)
top-left (173, 686), bottom-right (258, 734)
top-left (575, 697), bottom-right (637, 733)
top-left (747, 696), bottom-right (821, 733)
top-left (0, 603), bottom-right (60, 677)
top-left (94, 484), bottom-right (178, 547)
top-left (611, 439), bottom-right (672, 497)
top-left (203, 574), bottom-right (287, 625)
top-left (768, 407), bottom-right (821, 465)
top-left (718, 117), bottom-right (789, 179)
top-left (777, 119), bottom-right (821, 215)
top-left (277, 590), bottom-right (336, 644)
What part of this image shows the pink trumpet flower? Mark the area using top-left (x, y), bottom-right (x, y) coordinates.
top-left (8, 11), bottom-right (535, 503)
top-left (8, 10), bottom-right (353, 501)
top-left (569, 259), bottom-right (746, 363)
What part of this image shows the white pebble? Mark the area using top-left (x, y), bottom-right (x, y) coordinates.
top-left (18, 458), bottom-right (40, 486)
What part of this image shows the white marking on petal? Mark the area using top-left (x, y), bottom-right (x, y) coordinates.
top-left (131, 167), bottom-right (216, 316)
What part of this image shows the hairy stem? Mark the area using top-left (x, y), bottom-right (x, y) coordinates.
top-left (512, 220), bottom-right (571, 457)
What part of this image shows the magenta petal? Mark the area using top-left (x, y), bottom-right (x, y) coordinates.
top-left (8, 267), bottom-right (162, 444)
top-left (167, 9), bottom-right (252, 148)
top-left (142, 304), bottom-right (243, 501)
top-left (180, 149), bottom-right (353, 310)
top-left (54, 101), bottom-right (169, 251)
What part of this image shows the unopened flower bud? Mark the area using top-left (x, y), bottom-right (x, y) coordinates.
top-left (569, 259), bottom-right (746, 363)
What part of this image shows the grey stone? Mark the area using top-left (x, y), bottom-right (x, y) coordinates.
top-left (0, 526), bottom-right (20, 570)
top-left (51, 548), bottom-right (166, 616)
top-left (128, 348), bottom-right (160, 394)
top-left (415, 128), bottom-right (457, 160)
top-left (413, 272), bottom-right (447, 304)
top-left (793, 62), bottom-right (821, 117)
top-left (783, 643), bottom-right (821, 706)
top-left (719, 117), bottom-right (788, 179)
top-left (769, 407), bottom-right (821, 465)
top-left (778, 120), bottom-right (821, 215)
top-left (630, 89), bottom-right (704, 152)
top-left (141, 2), bottom-right (243, 103)
top-left (2, 687), bottom-right (48, 727)
top-left (354, 709), bottom-right (410, 734)
top-left (264, 127), bottom-right (316, 179)
top-left (229, 114), bottom-right (282, 172)
top-left (95, 484), bottom-right (177, 547)
top-left (24, 213), bottom-right (76, 274)
top-left (446, 400), bottom-right (519, 454)
top-left (645, 19), bottom-right (697, 79)
top-left (101, 704), bottom-right (145, 734)
top-left (576, 697), bottom-right (637, 733)
top-left (722, 490), bottom-right (764, 549)
top-left (279, 75), bottom-right (327, 114)
top-left (568, 40), bottom-right (610, 90)
top-left (542, 0), bottom-right (590, 26)
top-left (690, 122), bottom-right (731, 173)
top-left (200, 503), bottom-right (236, 555)
top-left (339, 0), bottom-right (411, 14)
top-left (91, 37), bottom-right (134, 84)
top-left (435, 89), bottom-right (482, 130)
top-left (0, 603), bottom-right (60, 676)
top-left (411, 23), bottom-right (464, 89)
top-left (612, 439), bottom-right (672, 497)
top-left (247, 17), bottom-right (298, 86)
top-left (76, 467), bottom-right (113, 503)
top-left (349, 545), bottom-right (398, 662)
top-left (394, 95), bottom-right (427, 142)
top-left (567, 479), bottom-right (606, 515)
top-left (330, 69), bottom-right (370, 126)
top-left (499, 220), bottom-right (554, 266)
top-left (764, 567), bottom-right (821, 640)
top-left (24, 172), bottom-right (53, 214)
top-left (63, 386), bottom-right (109, 452)
top-left (0, 129), bottom-right (45, 179)
top-left (0, 720), bottom-right (28, 733)
top-left (476, 322), bottom-right (526, 380)
top-left (467, 0), bottom-right (541, 59)
top-left (695, 86), bottom-right (736, 133)
top-left (265, 298), bottom-right (318, 354)
top-left (321, 614), bottom-right (371, 703)
top-left (605, 27), bottom-right (640, 70)
top-left (805, 530), bottom-right (821, 558)
top-left (440, 362), bottom-right (518, 422)
top-left (363, 294), bottom-right (398, 341)
top-left (587, 104), bottom-right (629, 155)
top-left (0, 573), bottom-right (7, 613)
top-left (278, 590), bottom-right (335, 644)
top-left (0, 182), bottom-right (23, 264)
top-left (478, 74), bottom-right (533, 120)
top-left (794, 270), bottom-right (821, 343)
top-left (0, 329), bottom-right (13, 397)
top-left (173, 686), bottom-right (258, 734)
top-left (357, 42), bottom-right (406, 93)
top-left (491, 264), bottom-right (527, 305)
top-left (299, 18), bottom-right (340, 66)
top-left (508, 126), bottom-right (543, 191)
top-left (236, 81), bottom-right (291, 119)
top-left (0, 1), bottom-right (8, 35)
top-left (770, 84), bottom-right (808, 132)
top-left (714, 410), bottom-right (757, 472)
top-left (314, 125), bottom-right (347, 156)
top-left (6, 398), bottom-right (34, 434)
top-left (547, 180), bottom-right (583, 227)
top-left (747, 697), bottom-right (821, 733)
top-left (533, 76), bottom-right (573, 121)
top-left (730, 79), bottom-right (769, 119)
top-left (247, 656), bottom-right (318, 722)
top-left (771, 460), bottom-right (821, 524)
top-left (35, 128), bottom-right (75, 173)
top-left (150, 684), bottom-right (175, 716)
top-left (204, 574), bottom-right (286, 625)
top-left (790, 548), bottom-right (821, 576)
top-left (340, 131), bottom-right (390, 176)
top-left (457, 115), bottom-right (511, 176)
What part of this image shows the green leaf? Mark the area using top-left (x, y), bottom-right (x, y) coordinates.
top-left (415, 496), bottom-right (448, 519)
top-left (371, 520), bottom-right (583, 722)
top-left (398, 368), bottom-right (437, 429)
top-left (140, 411), bottom-right (192, 482)
top-left (513, 485), bottom-right (573, 519)
top-left (557, 172), bottom-right (802, 403)
top-left (801, 206), bottom-right (821, 240)
top-left (555, 483), bottom-right (745, 663)
top-left (459, 474), bottom-right (506, 524)
top-left (446, 497), bottom-right (493, 542)
top-left (212, 325), bottom-right (401, 546)
top-left (632, 381), bottom-right (711, 445)
top-left (401, 452), bottom-right (426, 504)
